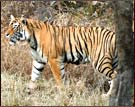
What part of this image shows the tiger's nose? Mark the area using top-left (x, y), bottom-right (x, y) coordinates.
top-left (5, 33), bottom-right (10, 38)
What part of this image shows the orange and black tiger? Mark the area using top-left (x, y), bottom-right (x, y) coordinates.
top-left (5, 15), bottom-right (118, 95)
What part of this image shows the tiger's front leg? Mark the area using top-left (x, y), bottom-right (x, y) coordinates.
top-left (28, 60), bottom-right (45, 90)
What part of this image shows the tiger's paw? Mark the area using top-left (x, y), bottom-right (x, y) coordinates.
top-left (28, 81), bottom-right (38, 89)
top-left (26, 81), bottom-right (38, 94)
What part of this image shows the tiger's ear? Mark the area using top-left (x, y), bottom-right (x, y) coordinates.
top-left (22, 19), bottom-right (27, 25)
top-left (10, 15), bottom-right (15, 20)
top-left (21, 15), bottom-right (27, 25)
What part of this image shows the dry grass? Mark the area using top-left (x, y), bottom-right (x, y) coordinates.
top-left (1, 71), bottom-right (109, 106)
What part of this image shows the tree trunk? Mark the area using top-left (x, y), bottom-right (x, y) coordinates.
top-left (109, 0), bottom-right (134, 106)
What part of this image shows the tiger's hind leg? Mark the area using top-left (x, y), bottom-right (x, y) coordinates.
top-left (96, 53), bottom-right (117, 79)
top-left (95, 54), bottom-right (117, 96)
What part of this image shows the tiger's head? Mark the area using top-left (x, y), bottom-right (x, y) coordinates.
top-left (5, 15), bottom-right (31, 45)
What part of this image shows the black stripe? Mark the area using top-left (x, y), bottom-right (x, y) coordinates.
top-left (100, 28), bottom-right (104, 39)
top-left (101, 61), bottom-right (112, 67)
top-left (79, 27), bottom-right (83, 40)
top-left (44, 22), bottom-right (49, 31)
top-left (10, 39), bottom-right (16, 43)
top-left (61, 27), bottom-right (65, 53)
top-left (101, 66), bottom-right (111, 74)
top-left (83, 28), bottom-right (87, 41)
top-left (109, 71), bottom-right (115, 78)
top-left (33, 71), bottom-right (40, 75)
top-left (106, 69), bottom-right (113, 77)
top-left (57, 26), bottom-right (60, 38)
top-left (94, 28), bottom-right (104, 67)
top-left (30, 31), bottom-right (38, 50)
top-left (77, 35), bottom-right (83, 54)
top-left (91, 28), bottom-right (95, 44)
top-left (98, 57), bottom-right (112, 72)
top-left (53, 25), bottom-right (57, 40)
top-left (109, 33), bottom-right (114, 58)
top-left (73, 27), bottom-right (78, 43)
top-left (62, 73), bottom-right (65, 79)
top-left (33, 65), bottom-right (44, 71)
top-left (88, 29), bottom-right (92, 50)
top-left (112, 60), bottom-right (118, 69)
top-left (84, 41), bottom-right (88, 54)
top-left (105, 31), bottom-right (112, 50)
top-left (75, 46), bottom-right (83, 61)
top-left (60, 67), bottom-right (64, 71)
top-left (38, 21), bottom-right (42, 29)
top-left (36, 60), bottom-right (46, 65)
top-left (104, 31), bottom-right (110, 51)
top-left (94, 49), bottom-right (102, 68)
top-left (69, 29), bottom-right (74, 61)
top-left (100, 29), bottom-right (108, 54)
top-left (79, 28), bottom-right (88, 54)
top-left (98, 27), bottom-right (104, 46)
top-left (96, 27), bottom-right (99, 44)
top-left (34, 22), bottom-right (38, 28)
top-left (64, 51), bottom-right (68, 62)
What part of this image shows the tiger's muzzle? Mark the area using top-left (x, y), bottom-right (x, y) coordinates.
top-left (5, 32), bottom-right (23, 45)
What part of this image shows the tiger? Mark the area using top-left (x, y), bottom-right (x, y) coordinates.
top-left (5, 15), bottom-right (118, 95)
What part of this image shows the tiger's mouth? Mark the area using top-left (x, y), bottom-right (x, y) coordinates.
top-left (9, 36), bottom-right (18, 45)
top-left (8, 32), bottom-right (23, 45)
